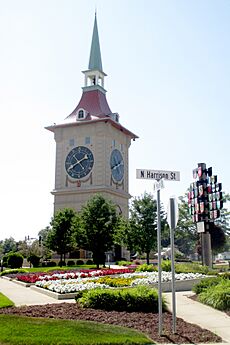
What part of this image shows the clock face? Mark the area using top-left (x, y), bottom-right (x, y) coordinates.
top-left (110, 149), bottom-right (124, 182)
top-left (65, 146), bottom-right (94, 179)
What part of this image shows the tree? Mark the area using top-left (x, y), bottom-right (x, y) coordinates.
top-left (46, 208), bottom-right (77, 265)
top-left (119, 193), bottom-right (159, 265)
top-left (173, 194), bottom-right (198, 255)
top-left (27, 254), bottom-right (40, 267)
top-left (2, 237), bottom-right (17, 254)
top-left (37, 226), bottom-right (52, 260)
top-left (74, 194), bottom-right (119, 269)
top-left (215, 192), bottom-right (230, 251)
top-left (171, 191), bottom-right (230, 257)
top-left (209, 223), bottom-right (226, 255)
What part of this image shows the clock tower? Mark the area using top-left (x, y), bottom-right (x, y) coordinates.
top-left (46, 14), bottom-right (138, 219)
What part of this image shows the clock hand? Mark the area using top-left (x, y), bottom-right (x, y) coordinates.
top-left (112, 161), bottom-right (123, 170)
top-left (68, 154), bottom-right (88, 171)
top-left (76, 154), bottom-right (89, 169)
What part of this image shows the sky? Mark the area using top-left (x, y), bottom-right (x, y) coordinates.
top-left (0, 0), bottom-right (229, 241)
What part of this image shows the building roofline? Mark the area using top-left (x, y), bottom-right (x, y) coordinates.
top-left (45, 117), bottom-right (138, 139)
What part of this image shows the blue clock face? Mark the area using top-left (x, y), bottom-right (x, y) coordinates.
top-left (65, 146), bottom-right (94, 179)
top-left (110, 149), bottom-right (124, 182)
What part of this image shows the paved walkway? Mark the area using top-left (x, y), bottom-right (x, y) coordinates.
top-left (0, 277), bottom-right (229, 344)
top-left (164, 291), bottom-right (230, 344)
top-left (0, 277), bottom-right (75, 305)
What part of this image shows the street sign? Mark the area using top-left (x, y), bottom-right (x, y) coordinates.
top-left (153, 179), bottom-right (165, 192)
top-left (167, 197), bottom-right (179, 229)
top-left (197, 221), bottom-right (205, 233)
top-left (136, 169), bottom-right (180, 181)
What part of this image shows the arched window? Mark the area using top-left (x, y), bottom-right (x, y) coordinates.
top-left (78, 110), bottom-right (84, 119)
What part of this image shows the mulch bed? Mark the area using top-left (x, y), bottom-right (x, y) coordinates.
top-left (0, 303), bottom-right (223, 344)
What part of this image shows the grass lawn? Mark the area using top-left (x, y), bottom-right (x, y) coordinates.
top-left (0, 315), bottom-right (153, 345)
top-left (27, 265), bottom-right (96, 273)
top-left (0, 293), bottom-right (14, 308)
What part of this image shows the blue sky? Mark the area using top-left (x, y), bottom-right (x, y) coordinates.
top-left (0, 0), bottom-right (229, 241)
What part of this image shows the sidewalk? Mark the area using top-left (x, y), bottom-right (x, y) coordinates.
top-left (0, 277), bottom-right (75, 305)
top-left (164, 290), bottom-right (230, 344)
top-left (0, 278), bottom-right (229, 344)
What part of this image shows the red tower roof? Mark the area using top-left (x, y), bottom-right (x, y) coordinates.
top-left (66, 88), bottom-right (112, 120)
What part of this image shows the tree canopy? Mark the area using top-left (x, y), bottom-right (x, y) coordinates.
top-left (173, 194), bottom-right (198, 255)
top-left (46, 208), bottom-right (77, 265)
top-left (74, 194), bottom-right (120, 268)
top-left (117, 193), bottom-right (160, 264)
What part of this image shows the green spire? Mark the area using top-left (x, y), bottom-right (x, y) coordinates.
top-left (88, 13), bottom-right (103, 71)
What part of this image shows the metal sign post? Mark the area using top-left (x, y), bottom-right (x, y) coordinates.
top-left (167, 197), bottom-right (179, 334)
top-left (156, 186), bottom-right (163, 336)
top-left (136, 168), bottom-right (180, 337)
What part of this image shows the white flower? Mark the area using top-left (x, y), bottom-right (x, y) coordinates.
top-left (35, 279), bottom-right (110, 293)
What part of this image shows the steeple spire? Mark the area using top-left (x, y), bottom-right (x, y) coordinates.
top-left (83, 13), bottom-right (106, 90)
top-left (88, 13), bottom-right (103, 71)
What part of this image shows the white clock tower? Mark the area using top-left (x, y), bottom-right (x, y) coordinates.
top-left (46, 14), bottom-right (138, 221)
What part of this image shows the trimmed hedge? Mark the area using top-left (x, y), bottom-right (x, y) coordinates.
top-left (175, 262), bottom-right (210, 274)
top-left (77, 286), bottom-right (167, 313)
top-left (135, 264), bottom-right (157, 272)
top-left (7, 253), bottom-right (24, 269)
top-left (86, 259), bottom-right (93, 265)
top-left (27, 254), bottom-right (40, 268)
top-left (0, 269), bottom-right (28, 277)
top-left (116, 260), bottom-right (132, 266)
top-left (58, 261), bottom-right (66, 267)
top-left (42, 261), bottom-right (57, 267)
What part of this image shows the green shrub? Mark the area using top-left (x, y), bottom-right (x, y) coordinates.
top-left (0, 268), bottom-right (28, 276)
top-left (219, 272), bottom-right (230, 280)
top-left (161, 260), bottom-right (171, 272)
top-left (76, 259), bottom-right (84, 265)
top-left (7, 253), bottom-right (23, 269)
top-left (192, 277), bottom-right (220, 295)
top-left (2, 255), bottom-right (8, 268)
top-left (135, 264), bottom-right (157, 272)
top-left (198, 280), bottom-right (230, 311)
top-left (58, 260), bottom-right (66, 267)
top-left (77, 286), bottom-right (167, 313)
top-left (27, 254), bottom-right (40, 268)
top-left (46, 261), bottom-right (56, 267)
top-left (86, 259), bottom-right (93, 265)
top-left (67, 260), bottom-right (75, 266)
top-left (175, 262), bottom-right (209, 274)
top-left (116, 260), bottom-right (132, 266)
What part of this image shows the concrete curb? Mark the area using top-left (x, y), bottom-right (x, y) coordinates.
top-left (29, 278), bottom-right (204, 300)
top-left (30, 285), bottom-right (77, 300)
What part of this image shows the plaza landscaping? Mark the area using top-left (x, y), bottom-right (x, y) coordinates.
top-left (0, 262), bottom-right (229, 344)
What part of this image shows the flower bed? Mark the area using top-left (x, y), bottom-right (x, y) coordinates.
top-left (16, 268), bottom-right (133, 284)
top-left (33, 271), bottom-right (207, 294)
top-left (130, 272), bottom-right (206, 286)
top-left (35, 280), bottom-right (111, 294)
